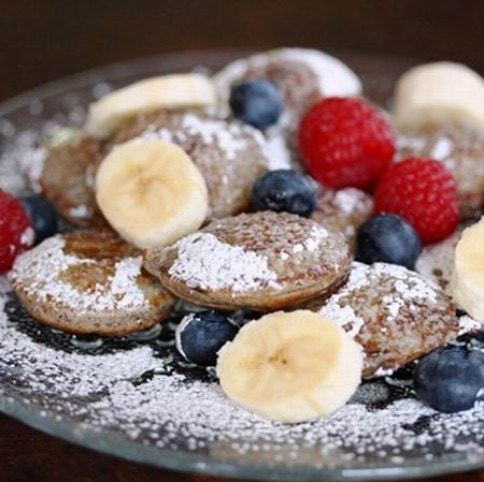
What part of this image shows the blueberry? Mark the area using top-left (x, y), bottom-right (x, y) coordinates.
top-left (229, 79), bottom-right (283, 129)
top-left (251, 169), bottom-right (316, 217)
top-left (414, 345), bottom-right (484, 413)
top-left (356, 214), bottom-right (422, 269)
top-left (21, 195), bottom-right (58, 244)
top-left (175, 311), bottom-right (239, 366)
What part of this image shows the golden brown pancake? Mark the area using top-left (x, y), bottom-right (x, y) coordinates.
top-left (114, 110), bottom-right (270, 220)
top-left (9, 231), bottom-right (176, 336)
top-left (144, 211), bottom-right (352, 312)
top-left (310, 261), bottom-right (460, 379)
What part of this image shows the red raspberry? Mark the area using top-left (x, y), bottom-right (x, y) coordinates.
top-left (374, 158), bottom-right (459, 244)
top-left (0, 190), bottom-right (33, 273)
top-left (298, 97), bottom-right (395, 190)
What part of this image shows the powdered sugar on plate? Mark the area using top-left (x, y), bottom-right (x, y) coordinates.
top-left (168, 233), bottom-right (280, 292)
top-left (0, 284), bottom-right (158, 399)
top-left (0, 130), bottom-right (47, 194)
top-left (0, 281), bottom-right (483, 468)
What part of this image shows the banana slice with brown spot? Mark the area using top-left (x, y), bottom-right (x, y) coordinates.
top-left (217, 310), bottom-right (363, 423)
top-left (96, 139), bottom-right (209, 248)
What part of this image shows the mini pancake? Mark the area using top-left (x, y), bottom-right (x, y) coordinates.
top-left (398, 123), bottom-right (484, 220)
top-left (9, 231), bottom-right (176, 336)
top-left (311, 185), bottom-right (374, 249)
top-left (213, 48), bottom-right (362, 159)
top-left (144, 211), bottom-right (352, 312)
top-left (310, 261), bottom-right (460, 379)
top-left (40, 131), bottom-right (108, 228)
top-left (114, 110), bottom-right (270, 220)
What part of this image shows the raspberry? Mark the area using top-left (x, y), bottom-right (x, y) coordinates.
top-left (374, 158), bottom-right (459, 244)
top-left (298, 97), bottom-right (395, 190)
top-left (0, 190), bottom-right (34, 273)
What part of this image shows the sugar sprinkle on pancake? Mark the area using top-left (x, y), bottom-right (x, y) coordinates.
top-left (9, 231), bottom-right (175, 336)
top-left (114, 111), bottom-right (270, 219)
top-left (144, 211), bottom-right (351, 311)
top-left (312, 261), bottom-right (459, 378)
top-left (311, 185), bottom-right (374, 247)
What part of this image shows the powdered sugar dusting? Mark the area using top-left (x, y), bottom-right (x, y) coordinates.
top-left (182, 114), bottom-right (250, 160)
top-left (0, 130), bottom-right (47, 194)
top-left (319, 262), bottom-right (368, 337)
top-left (430, 136), bottom-right (454, 160)
top-left (291, 225), bottom-right (329, 254)
top-left (68, 204), bottom-right (92, 219)
top-left (9, 236), bottom-right (148, 311)
top-left (320, 262), bottom-right (441, 339)
top-left (169, 233), bottom-right (280, 292)
top-left (262, 135), bottom-right (292, 170)
top-left (458, 315), bottom-right (482, 336)
top-left (333, 188), bottom-right (369, 215)
top-left (396, 136), bottom-right (426, 155)
top-left (0, 281), bottom-right (482, 466)
top-left (139, 125), bottom-right (174, 143)
top-left (373, 263), bottom-right (438, 304)
top-left (139, 113), bottom-right (265, 162)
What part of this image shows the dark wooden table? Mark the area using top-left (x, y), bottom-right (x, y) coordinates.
top-left (1, 1), bottom-right (483, 480)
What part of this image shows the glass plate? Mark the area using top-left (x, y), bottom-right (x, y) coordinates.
top-left (0, 50), bottom-right (483, 481)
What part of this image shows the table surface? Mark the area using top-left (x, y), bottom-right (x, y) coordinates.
top-left (1, 1), bottom-right (483, 481)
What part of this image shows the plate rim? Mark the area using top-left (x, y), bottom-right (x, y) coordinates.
top-left (2, 394), bottom-right (483, 482)
top-left (0, 49), bottom-right (483, 481)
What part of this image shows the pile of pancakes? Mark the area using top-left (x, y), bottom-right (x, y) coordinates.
top-left (9, 49), bottom-right (482, 381)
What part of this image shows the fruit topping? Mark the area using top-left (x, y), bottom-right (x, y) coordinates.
top-left (250, 169), bottom-right (316, 217)
top-left (0, 190), bottom-right (34, 274)
top-left (95, 139), bottom-right (208, 248)
top-left (298, 97), bottom-right (395, 190)
top-left (175, 311), bottom-right (239, 366)
top-left (217, 310), bottom-right (363, 423)
top-left (356, 214), bottom-right (422, 269)
top-left (229, 79), bottom-right (283, 129)
top-left (21, 195), bottom-right (59, 244)
top-left (452, 217), bottom-right (484, 322)
top-left (86, 74), bottom-right (216, 138)
top-left (394, 62), bottom-right (484, 132)
top-left (414, 345), bottom-right (484, 413)
top-left (375, 157), bottom-right (459, 244)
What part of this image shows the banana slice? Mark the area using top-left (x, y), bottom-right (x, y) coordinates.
top-left (394, 62), bottom-right (484, 132)
top-left (96, 139), bottom-right (208, 248)
top-left (86, 74), bottom-right (216, 138)
top-left (452, 217), bottom-right (484, 322)
top-left (217, 310), bottom-right (363, 423)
